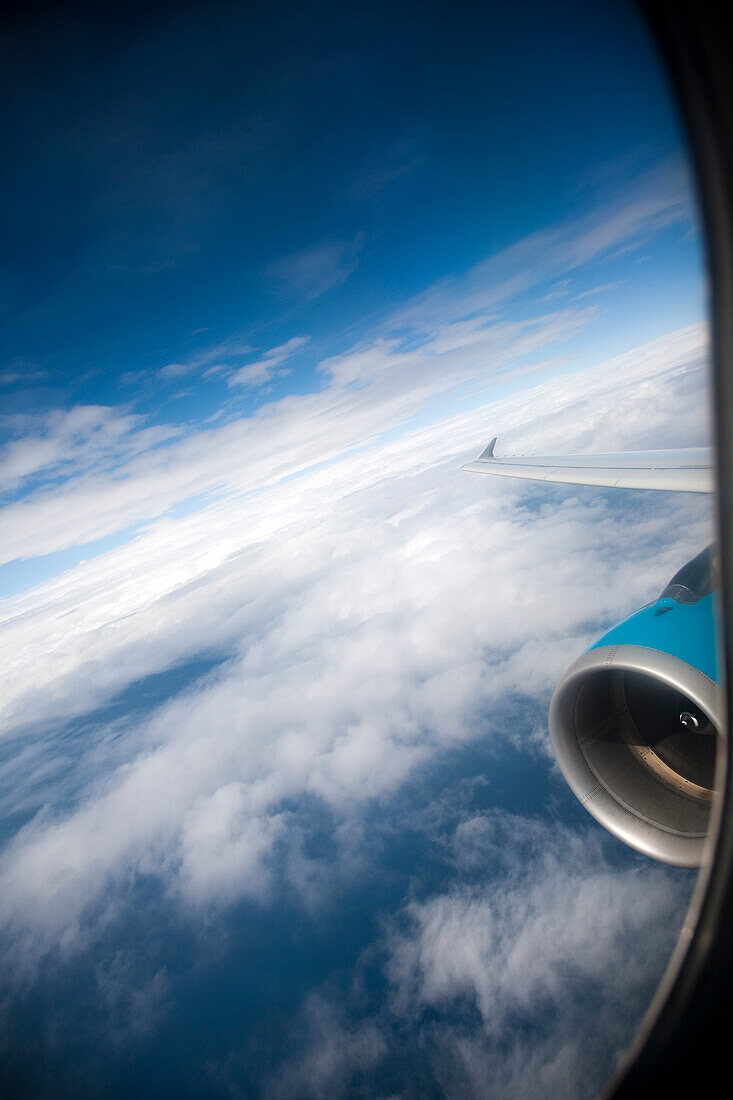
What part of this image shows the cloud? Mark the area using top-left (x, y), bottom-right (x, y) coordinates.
top-left (259, 810), bottom-right (691, 1100)
top-left (389, 814), bottom-right (678, 1029)
top-left (349, 138), bottom-right (427, 202)
top-left (0, 322), bottom-right (711, 751)
top-left (227, 335), bottom-right (309, 389)
top-left (0, 405), bottom-right (180, 497)
top-left (317, 306), bottom-right (597, 389)
top-left (158, 336), bottom-right (253, 381)
top-left (0, 157), bottom-right (704, 570)
top-left (388, 157), bottom-right (695, 333)
top-left (0, 322), bottom-right (712, 979)
top-left (267, 234), bottom-right (365, 300)
top-left (0, 314), bottom-right (708, 573)
top-left (350, 156), bottom-right (424, 201)
top-left (572, 279), bottom-right (625, 300)
top-left (0, 366), bottom-right (48, 389)
top-left (0, 161), bottom-right (713, 1093)
top-left (95, 951), bottom-right (170, 1049)
top-left (380, 811), bottom-right (690, 1099)
top-left (265, 994), bottom-right (387, 1099)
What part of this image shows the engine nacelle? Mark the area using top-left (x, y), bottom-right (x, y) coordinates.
top-left (549, 547), bottom-right (722, 866)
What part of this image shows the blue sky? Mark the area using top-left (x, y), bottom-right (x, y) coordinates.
top-left (2, 0), bottom-right (700, 419)
top-left (0, 2), bottom-right (717, 1097)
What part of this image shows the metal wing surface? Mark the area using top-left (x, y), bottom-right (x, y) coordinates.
top-left (462, 438), bottom-right (714, 493)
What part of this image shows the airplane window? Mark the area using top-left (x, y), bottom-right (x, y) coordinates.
top-left (0, 2), bottom-right (721, 1098)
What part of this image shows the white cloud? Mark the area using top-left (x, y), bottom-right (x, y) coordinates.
top-left (0, 159), bottom-right (703, 570)
top-left (0, 405), bottom-right (179, 496)
top-left (260, 810), bottom-right (691, 1100)
top-left (227, 335), bottom-right (309, 389)
top-left (158, 336), bottom-right (253, 380)
top-left (0, 323), bottom-right (712, 981)
top-left (0, 313), bottom-right (708, 573)
top-left (381, 811), bottom-right (690, 1099)
top-left (0, 162), bottom-right (714, 1095)
top-left (388, 157), bottom-right (695, 333)
top-left (0, 322), bottom-right (711, 763)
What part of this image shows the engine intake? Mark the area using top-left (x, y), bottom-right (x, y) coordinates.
top-left (549, 548), bottom-right (722, 866)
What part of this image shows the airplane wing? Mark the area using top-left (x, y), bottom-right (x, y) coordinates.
top-left (462, 437), bottom-right (714, 493)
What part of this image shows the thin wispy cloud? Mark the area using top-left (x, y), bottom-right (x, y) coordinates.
top-left (158, 337), bottom-right (254, 381)
top-left (349, 138), bottom-right (428, 202)
top-left (268, 235), bottom-right (365, 301)
top-left (389, 158), bottom-right (695, 333)
top-left (227, 335), bottom-right (309, 389)
top-left (0, 366), bottom-right (48, 389)
top-left (572, 279), bottom-right (625, 300)
top-left (0, 406), bottom-right (181, 498)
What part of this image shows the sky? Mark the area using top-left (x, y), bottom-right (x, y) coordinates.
top-left (0, 1), bottom-right (717, 1097)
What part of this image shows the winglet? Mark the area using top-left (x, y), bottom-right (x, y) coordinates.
top-left (478, 436), bottom-right (497, 460)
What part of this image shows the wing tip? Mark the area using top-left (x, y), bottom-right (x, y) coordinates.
top-left (478, 436), bottom-right (497, 460)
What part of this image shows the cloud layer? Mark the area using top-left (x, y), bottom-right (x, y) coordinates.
top-left (0, 158), bottom-right (714, 1097)
top-left (0, 323), bottom-right (711, 985)
top-left (265, 811), bottom-right (691, 1100)
top-left (382, 812), bottom-right (688, 1100)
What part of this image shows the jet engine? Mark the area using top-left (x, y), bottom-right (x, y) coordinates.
top-left (549, 546), bottom-right (722, 866)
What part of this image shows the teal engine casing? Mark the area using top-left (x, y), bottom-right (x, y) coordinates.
top-left (549, 547), bottom-right (722, 866)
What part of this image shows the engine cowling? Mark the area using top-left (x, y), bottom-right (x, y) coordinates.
top-left (549, 547), bottom-right (723, 866)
